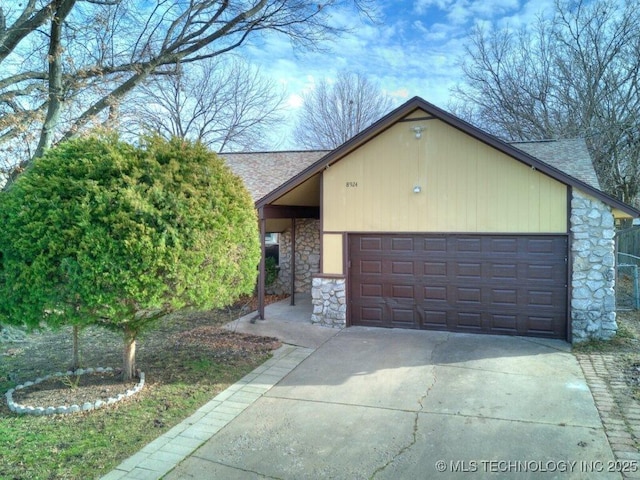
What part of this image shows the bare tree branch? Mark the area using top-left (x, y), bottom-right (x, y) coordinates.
top-left (122, 56), bottom-right (285, 152)
top-left (0, 0), bottom-right (374, 184)
top-left (451, 0), bottom-right (640, 205)
top-left (293, 71), bottom-right (394, 149)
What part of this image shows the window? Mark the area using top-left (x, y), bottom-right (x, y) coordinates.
top-left (265, 233), bottom-right (279, 245)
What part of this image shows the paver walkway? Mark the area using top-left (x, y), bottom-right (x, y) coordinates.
top-left (578, 354), bottom-right (640, 480)
top-left (100, 344), bottom-right (314, 480)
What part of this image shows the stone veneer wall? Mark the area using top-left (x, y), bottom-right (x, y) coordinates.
top-left (311, 277), bottom-right (346, 328)
top-left (268, 219), bottom-right (320, 295)
top-left (571, 189), bottom-right (617, 342)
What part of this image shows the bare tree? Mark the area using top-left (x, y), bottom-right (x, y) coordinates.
top-left (123, 57), bottom-right (285, 152)
top-left (451, 0), bottom-right (640, 205)
top-left (293, 71), bottom-right (394, 149)
top-left (0, 0), bottom-right (375, 183)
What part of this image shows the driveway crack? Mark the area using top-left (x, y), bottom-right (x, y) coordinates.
top-left (187, 459), bottom-right (284, 479)
top-left (369, 333), bottom-right (450, 479)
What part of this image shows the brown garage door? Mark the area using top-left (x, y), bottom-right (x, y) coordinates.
top-left (349, 234), bottom-right (568, 339)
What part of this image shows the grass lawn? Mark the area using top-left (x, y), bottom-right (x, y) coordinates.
top-left (0, 300), bottom-right (280, 480)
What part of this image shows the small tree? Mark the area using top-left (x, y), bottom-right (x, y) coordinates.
top-left (0, 135), bottom-right (260, 380)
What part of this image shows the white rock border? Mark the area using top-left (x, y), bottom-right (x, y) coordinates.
top-left (5, 367), bottom-right (145, 416)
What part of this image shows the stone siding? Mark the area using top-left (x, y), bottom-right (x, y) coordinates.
top-left (268, 219), bottom-right (320, 295)
top-left (571, 190), bottom-right (617, 342)
top-left (311, 277), bottom-right (346, 328)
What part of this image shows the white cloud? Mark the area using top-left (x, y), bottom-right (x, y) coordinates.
top-left (388, 87), bottom-right (411, 99)
top-left (232, 0), bottom-right (561, 148)
top-left (470, 0), bottom-right (520, 17)
top-left (446, 0), bottom-right (472, 25)
top-left (496, 0), bottom-right (556, 29)
top-left (286, 93), bottom-right (304, 109)
top-left (413, 0), bottom-right (451, 15)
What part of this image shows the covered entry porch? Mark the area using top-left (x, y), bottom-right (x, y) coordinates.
top-left (227, 293), bottom-right (335, 349)
top-left (256, 202), bottom-right (320, 320)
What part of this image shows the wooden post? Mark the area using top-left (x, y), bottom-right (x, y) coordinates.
top-left (290, 216), bottom-right (296, 306)
top-left (258, 207), bottom-right (266, 320)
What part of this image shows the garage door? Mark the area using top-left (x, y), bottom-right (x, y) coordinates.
top-left (349, 234), bottom-right (568, 339)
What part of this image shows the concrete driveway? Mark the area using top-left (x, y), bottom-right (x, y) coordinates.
top-left (162, 324), bottom-right (617, 479)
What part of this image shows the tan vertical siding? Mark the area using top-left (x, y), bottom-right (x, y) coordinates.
top-left (322, 234), bottom-right (343, 275)
top-left (322, 116), bottom-right (567, 233)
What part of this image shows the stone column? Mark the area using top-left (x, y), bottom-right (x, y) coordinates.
top-left (311, 276), bottom-right (346, 328)
top-left (570, 189), bottom-right (617, 342)
top-left (268, 219), bottom-right (320, 295)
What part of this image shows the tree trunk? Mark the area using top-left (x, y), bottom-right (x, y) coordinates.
top-left (34, 0), bottom-right (77, 158)
top-left (71, 325), bottom-right (80, 371)
top-left (123, 326), bottom-right (137, 381)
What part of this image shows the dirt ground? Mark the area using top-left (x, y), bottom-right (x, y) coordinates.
top-left (0, 295), bottom-right (285, 412)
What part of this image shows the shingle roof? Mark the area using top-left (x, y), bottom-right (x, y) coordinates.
top-left (512, 138), bottom-right (600, 190)
top-left (221, 150), bottom-right (328, 201)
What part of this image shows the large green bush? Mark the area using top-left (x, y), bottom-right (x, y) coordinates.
top-left (0, 135), bottom-right (260, 379)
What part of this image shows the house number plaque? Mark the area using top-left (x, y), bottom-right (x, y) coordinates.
top-left (346, 181), bottom-right (358, 188)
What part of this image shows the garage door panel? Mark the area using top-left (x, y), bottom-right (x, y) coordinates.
top-left (527, 316), bottom-right (561, 336)
top-left (350, 234), bottom-right (567, 338)
top-left (529, 290), bottom-right (554, 306)
top-left (423, 237), bottom-right (447, 252)
top-left (526, 264), bottom-right (564, 281)
top-left (490, 263), bottom-right (518, 280)
top-left (361, 283), bottom-right (383, 297)
top-left (360, 260), bottom-right (382, 274)
top-left (359, 306), bottom-right (385, 326)
top-left (527, 238), bottom-right (560, 254)
top-left (456, 312), bottom-right (483, 329)
top-left (456, 287), bottom-right (482, 304)
top-left (425, 286), bottom-right (447, 300)
top-left (527, 289), bottom-right (567, 309)
top-left (424, 261), bottom-right (447, 276)
top-left (490, 288), bottom-right (518, 306)
top-left (490, 314), bottom-right (519, 334)
top-left (455, 262), bottom-right (482, 278)
top-left (359, 237), bottom-right (383, 251)
top-left (423, 310), bottom-right (449, 328)
top-left (391, 237), bottom-right (414, 251)
top-left (392, 284), bottom-right (415, 298)
top-left (455, 237), bottom-right (482, 253)
top-left (488, 238), bottom-right (519, 253)
top-left (392, 308), bottom-right (416, 326)
top-left (391, 261), bottom-right (414, 274)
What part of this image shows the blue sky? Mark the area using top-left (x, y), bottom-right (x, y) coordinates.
top-left (242, 0), bottom-right (557, 148)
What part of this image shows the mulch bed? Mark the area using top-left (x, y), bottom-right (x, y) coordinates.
top-left (11, 371), bottom-right (138, 408)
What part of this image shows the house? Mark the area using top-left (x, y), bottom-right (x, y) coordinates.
top-left (223, 97), bottom-right (640, 343)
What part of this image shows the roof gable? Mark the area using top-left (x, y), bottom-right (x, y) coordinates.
top-left (222, 150), bottom-right (327, 202)
top-left (255, 96), bottom-right (638, 217)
